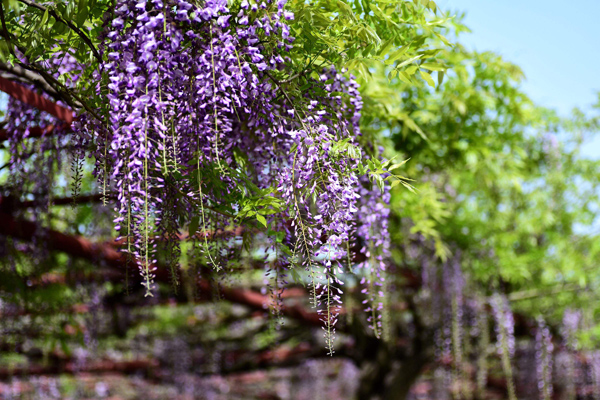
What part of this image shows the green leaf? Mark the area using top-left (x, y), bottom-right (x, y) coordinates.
top-left (76, 4), bottom-right (89, 28)
top-left (275, 231), bottom-right (285, 243)
top-left (336, 0), bottom-right (353, 14)
top-left (434, 31), bottom-right (452, 46)
top-left (256, 214), bottom-right (267, 228)
top-left (385, 45), bottom-right (410, 65)
top-left (189, 216), bottom-right (199, 236)
top-left (65, 0), bottom-right (75, 17)
top-left (40, 9), bottom-right (49, 26)
top-left (427, 0), bottom-right (437, 13)
top-left (396, 54), bottom-right (423, 69)
top-left (420, 70), bottom-right (436, 87)
top-left (405, 65), bottom-right (418, 75)
top-left (400, 181), bottom-right (417, 193)
top-left (389, 158), bottom-right (410, 170)
top-left (420, 62), bottom-right (446, 71)
top-left (378, 37), bottom-right (395, 57)
top-left (374, 174), bottom-right (384, 192)
top-left (387, 69), bottom-right (397, 81)
top-left (290, 268), bottom-right (304, 285)
top-left (397, 71), bottom-right (413, 85)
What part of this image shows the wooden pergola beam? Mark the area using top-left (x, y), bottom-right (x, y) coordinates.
top-left (0, 212), bottom-right (323, 328)
top-left (0, 359), bottom-right (158, 379)
top-left (0, 76), bottom-right (73, 123)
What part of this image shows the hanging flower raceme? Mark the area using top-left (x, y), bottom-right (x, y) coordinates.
top-left (535, 317), bottom-right (554, 400)
top-left (356, 178), bottom-right (390, 337)
top-left (5, 52), bottom-right (79, 201)
top-left (42, 0), bottom-right (399, 351)
top-left (561, 308), bottom-right (581, 350)
top-left (491, 293), bottom-right (517, 400)
top-left (0, 0), bottom-right (395, 353)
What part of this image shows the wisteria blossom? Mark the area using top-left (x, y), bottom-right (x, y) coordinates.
top-left (535, 317), bottom-right (554, 400)
top-left (0, 0), bottom-right (395, 353)
top-left (491, 293), bottom-right (517, 400)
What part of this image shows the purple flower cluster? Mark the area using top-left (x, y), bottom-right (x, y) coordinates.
top-left (5, 52), bottom-right (78, 197)
top-left (491, 293), bottom-right (515, 358)
top-left (356, 177), bottom-right (390, 337)
top-left (274, 69), bottom-right (371, 351)
top-left (590, 351), bottom-right (600, 400)
top-left (3, 52), bottom-right (80, 260)
top-left (490, 293), bottom-right (517, 400)
top-left (102, 0), bottom-right (300, 293)
top-left (561, 309), bottom-right (581, 350)
top-left (4, 0), bottom-right (394, 347)
top-left (98, 0), bottom-right (392, 346)
top-left (535, 317), bottom-right (554, 400)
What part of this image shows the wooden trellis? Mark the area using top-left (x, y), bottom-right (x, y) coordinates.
top-left (0, 75), bottom-right (72, 140)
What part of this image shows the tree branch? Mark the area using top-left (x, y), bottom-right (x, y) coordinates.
top-left (0, 62), bottom-right (65, 101)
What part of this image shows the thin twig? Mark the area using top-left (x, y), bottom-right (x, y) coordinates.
top-left (508, 284), bottom-right (583, 302)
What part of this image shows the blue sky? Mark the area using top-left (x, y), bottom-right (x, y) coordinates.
top-left (439, 0), bottom-right (600, 157)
